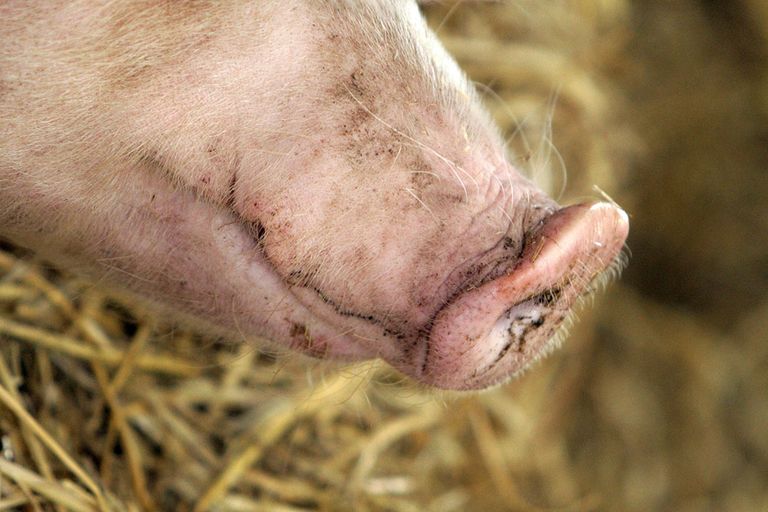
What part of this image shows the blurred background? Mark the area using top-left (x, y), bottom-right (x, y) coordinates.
top-left (1, 0), bottom-right (766, 510)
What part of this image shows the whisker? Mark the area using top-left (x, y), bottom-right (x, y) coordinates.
top-left (343, 83), bottom-right (479, 201)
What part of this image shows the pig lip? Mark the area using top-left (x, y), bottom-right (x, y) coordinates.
top-left (407, 201), bottom-right (629, 391)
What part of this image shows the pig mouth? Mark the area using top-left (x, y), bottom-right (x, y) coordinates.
top-left (405, 201), bottom-right (629, 390)
top-left (220, 197), bottom-right (626, 391)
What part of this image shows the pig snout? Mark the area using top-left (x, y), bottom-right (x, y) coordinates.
top-left (0, 1), bottom-right (628, 390)
top-left (421, 202), bottom-right (627, 389)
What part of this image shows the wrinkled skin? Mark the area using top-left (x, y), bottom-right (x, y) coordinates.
top-left (0, 0), bottom-right (628, 390)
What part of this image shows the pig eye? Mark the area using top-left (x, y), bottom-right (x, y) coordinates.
top-left (250, 221), bottom-right (267, 244)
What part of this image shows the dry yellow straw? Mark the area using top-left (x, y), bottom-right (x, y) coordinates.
top-left (0, 384), bottom-right (110, 511)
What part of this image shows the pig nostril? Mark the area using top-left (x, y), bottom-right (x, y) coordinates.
top-left (533, 287), bottom-right (561, 307)
top-left (475, 291), bottom-right (559, 378)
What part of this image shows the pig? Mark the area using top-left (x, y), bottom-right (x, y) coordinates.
top-left (0, 0), bottom-right (628, 390)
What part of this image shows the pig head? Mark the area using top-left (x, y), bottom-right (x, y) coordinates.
top-left (0, 1), bottom-right (628, 390)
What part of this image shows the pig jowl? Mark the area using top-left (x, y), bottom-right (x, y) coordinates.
top-left (0, 1), bottom-right (628, 390)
